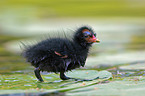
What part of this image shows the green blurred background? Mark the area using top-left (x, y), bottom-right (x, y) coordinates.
top-left (1, 0), bottom-right (145, 18)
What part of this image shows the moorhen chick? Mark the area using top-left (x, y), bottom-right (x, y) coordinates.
top-left (23, 26), bottom-right (100, 82)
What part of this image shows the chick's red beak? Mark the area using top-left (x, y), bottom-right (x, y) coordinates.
top-left (96, 38), bottom-right (100, 43)
top-left (91, 35), bottom-right (100, 43)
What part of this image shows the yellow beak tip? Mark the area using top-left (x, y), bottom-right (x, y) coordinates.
top-left (96, 39), bottom-right (100, 43)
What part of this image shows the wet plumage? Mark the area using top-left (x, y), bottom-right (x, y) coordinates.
top-left (23, 26), bottom-right (100, 82)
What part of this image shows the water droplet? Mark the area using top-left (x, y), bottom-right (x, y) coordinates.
top-left (24, 84), bottom-right (32, 86)
top-left (53, 80), bottom-right (62, 83)
top-left (5, 80), bottom-right (10, 82)
top-left (13, 80), bottom-right (19, 82)
top-left (45, 77), bottom-right (52, 79)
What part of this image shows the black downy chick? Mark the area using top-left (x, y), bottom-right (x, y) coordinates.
top-left (23, 26), bottom-right (100, 82)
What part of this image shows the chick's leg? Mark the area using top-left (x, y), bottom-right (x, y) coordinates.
top-left (34, 67), bottom-right (44, 82)
top-left (60, 71), bottom-right (70, 80)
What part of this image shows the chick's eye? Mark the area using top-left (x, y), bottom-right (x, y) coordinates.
top-left (84, 35), bottom-right (89, 38)
top-left (94, 33), bottom-right (96, 37)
